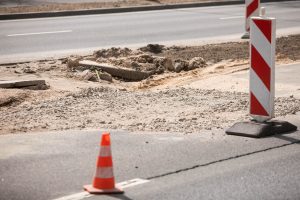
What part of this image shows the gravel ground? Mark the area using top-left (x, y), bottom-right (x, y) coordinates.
top-left (1, 87), bottom-right (299, 134)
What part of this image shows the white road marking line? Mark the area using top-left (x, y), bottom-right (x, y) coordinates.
top-left (116, 178), bottom-right (150, 189)
top-left (52, 178), bottom-right (149, 200)
top-left (52, 192), bottom-right (92, 200)
top-left (219, 16), bottom-right (243, 20)
top-left (7, 30), bottom-right (72, 37)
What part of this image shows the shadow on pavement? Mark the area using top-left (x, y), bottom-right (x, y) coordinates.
top-left (274, 134), bottom-right (300, 144)
top-left (108, 194), bottom-right (134, 200)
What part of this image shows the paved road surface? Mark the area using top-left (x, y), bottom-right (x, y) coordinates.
top-left (0, 1), bottom-right (299, 63)
top-left (0, 112), bottom-right (299, 200)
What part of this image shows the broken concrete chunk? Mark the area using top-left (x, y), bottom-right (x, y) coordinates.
top-left (0, 80), bottom-right (47, 90)
top-left (79, 60), bottom-right (150, 81)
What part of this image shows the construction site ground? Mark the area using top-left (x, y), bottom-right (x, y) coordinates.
top-left (0, 34), bottom-right (299, 135)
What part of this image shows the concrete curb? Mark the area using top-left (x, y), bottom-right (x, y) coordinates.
top-left (0, 0), bottom-right (298, 20)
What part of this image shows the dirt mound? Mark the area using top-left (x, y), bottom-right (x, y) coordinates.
top-left (94, 47), bottom-right (133, 58)
top-left (69, 47), bottom-right (207, 81)
top-left (0, 90), bottom-right (29, 107)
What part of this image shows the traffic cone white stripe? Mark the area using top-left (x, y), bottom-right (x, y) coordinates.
top-left (250, 68), bottom-right (271, 115)
top-left (99, 146), bottom-right (112, 157)
top-left (95, 167), bottom-right (114, 179)
top-left (251, 22), bottom-right (272, 67)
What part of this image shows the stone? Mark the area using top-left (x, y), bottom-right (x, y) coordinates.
top-left (188, 57), bottom-right (206, 70)
top-left (164, 57), bottom-right (174, 71)
top-left (94, 47), bottom-right (132, 58)
top-left (136, 54), bottom-right (154, 63)
top-left (67, 58), bottom-right (80, 70)
top-left (75, 70), bottom-right (97, 81)
top-left (174, 62), bottom-right (185, 73)
top-left (130, 61), bottom-right (141, 71)
top-left (139, 44), bottom-right (165, 53)
top-left (99, 72), bottom-right (113, 82)
top-left (23, 68), bottom-right (36, 74)
top-left (154, 57), bottom-right (174, 71)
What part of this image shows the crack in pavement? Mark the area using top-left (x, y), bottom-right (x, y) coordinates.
top-left (147, 140), bottom-right (300, 180)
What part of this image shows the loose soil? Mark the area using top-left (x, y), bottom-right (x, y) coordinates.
top-left (0, 0), bottom-right (229, 14)
top-left (0, 34), bottom-right (299, 135)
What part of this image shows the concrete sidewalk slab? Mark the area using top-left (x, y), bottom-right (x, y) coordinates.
top-left (0, 79), bottom-right (45, 88)
top-left (0, 79), bottom-right (46, 89)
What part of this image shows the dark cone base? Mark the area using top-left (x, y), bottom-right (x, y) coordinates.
top-left (226, 120), bottom-right (297, 138)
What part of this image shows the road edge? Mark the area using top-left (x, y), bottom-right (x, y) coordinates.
top-left (0, 0), bottom-right (298, 20)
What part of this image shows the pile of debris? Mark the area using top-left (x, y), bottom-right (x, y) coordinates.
top-left (67, 45), bottom-right (207, 82)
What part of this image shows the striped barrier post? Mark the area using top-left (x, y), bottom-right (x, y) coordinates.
top-left (226, 8), bottom-right (297, 137)
top-left (242, 0), bottom-right (260, 39)
top-left (249, 7), bottom-right (275, 122)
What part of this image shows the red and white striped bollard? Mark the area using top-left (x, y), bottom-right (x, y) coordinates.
top-left (249, 7), bottom-right (276, 122)
top-left (226, 8), bottom-right (297, 138)
top-left (242, 0), bottom-right (260, 39)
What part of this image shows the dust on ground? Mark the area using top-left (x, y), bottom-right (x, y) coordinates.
top-left (0, 0), bottom-right (229, 14)
top-left (0, 34), bottom-right (299, 135)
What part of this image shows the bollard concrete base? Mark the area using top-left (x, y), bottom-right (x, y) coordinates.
top-left (226, 120), bottom-right (297, 138)
top-left (241, 32), bottom-right (250, 39)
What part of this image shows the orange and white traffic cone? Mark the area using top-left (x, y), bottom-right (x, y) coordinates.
top-left (84, 132), bottom-right (123, 194)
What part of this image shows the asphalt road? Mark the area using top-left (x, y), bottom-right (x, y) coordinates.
top-left (0, 1), bottom-right (300, 63)
top-left (0, 112), bottom-right (299, 200)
